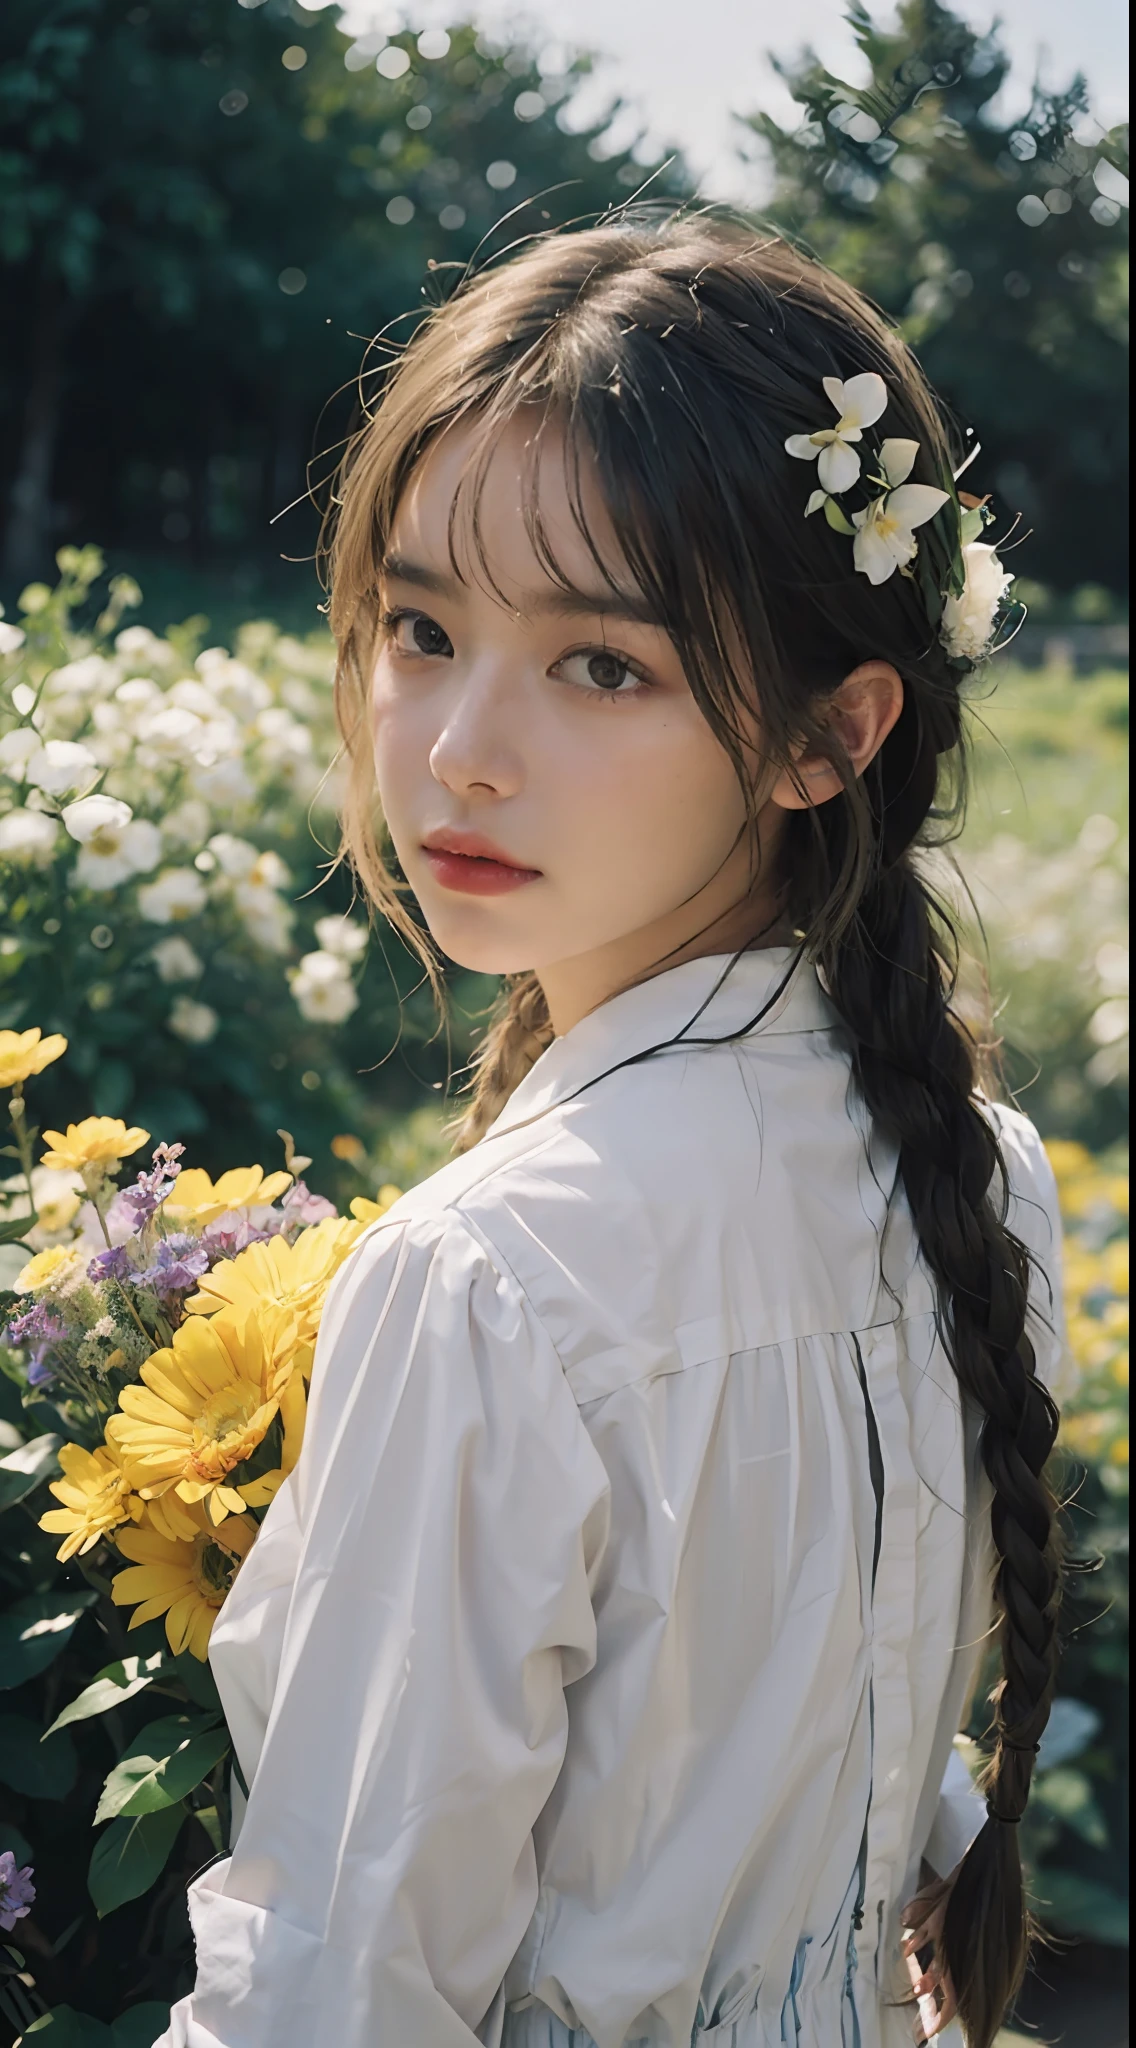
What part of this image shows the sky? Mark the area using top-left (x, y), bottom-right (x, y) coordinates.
top-left (335, 0), bottom-right (1130, 201)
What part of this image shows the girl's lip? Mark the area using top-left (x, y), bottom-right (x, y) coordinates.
top-left (420, 838), bottom-right (542, 897)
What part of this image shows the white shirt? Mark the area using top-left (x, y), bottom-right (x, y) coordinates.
top-left (159, 948), bottom-right (1064, 2048)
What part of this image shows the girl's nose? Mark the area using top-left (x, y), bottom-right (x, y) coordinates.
top-left (428, 668), bottom-right (525, 799)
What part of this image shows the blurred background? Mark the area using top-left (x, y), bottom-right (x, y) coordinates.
top-left (0, 1), bottom-right (1128, 2042)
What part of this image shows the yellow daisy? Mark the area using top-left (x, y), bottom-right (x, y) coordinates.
top-left (110, 1500), bottom-right (256, 1660)
top-left (349, 1185), bottom-right (403, 1224)
top-left (0, 1028), bottom-right (68, 1089)
top-left (163, 1165), bottom-right (293, 1227)
top-left (185, 1212), bottom-right (365, 1344)
top-left (106, 1306), bottom-right (301, 1523)
top-left (40, 1117), bottom-right (150, 1172)
top-left (39, 1442), bottom-right (144, 1562)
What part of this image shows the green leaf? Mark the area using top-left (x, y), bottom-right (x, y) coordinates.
top-left (1033, 1765), bottom-right (1109, 1847)
top-left (0, 1820), bottom-right (34, 1866)
top-left (0, 1588), bottom-right (98, 1688)
top-left (23, 2014), bottom-right (113, 2045)
top-left (0, 1432), bottom-right (62, 1512)
top-left (0, 1712), bottom-right (77, 1799)
top-left (22, 2012), bottom-right (112, 2045)
top-left (95, 1713), bottom-right (229, 1823)
top-left (1031, 1867), bottom-right (1130, 1945)
top-left (193, 1804), bottom-right (224, 1856)
top-left (88, 1802), bottom-right (186, 1918)
top-left (111, 2009), bottom-right (173, 2048)
top-left (0, 1215), bottom-right (35, 1246)
top-left (44, 1652), bottom-right (166, 1737)
top-left (822, 495), bottom-right (856, 535)
top-left (171, 1649), bottom-right (222, 1712)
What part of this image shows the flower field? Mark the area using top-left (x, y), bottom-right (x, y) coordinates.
top-left (0, 560), bottom-right (1129, 2034)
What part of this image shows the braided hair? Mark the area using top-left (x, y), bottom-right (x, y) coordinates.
top-left (324, 215), bottom-right (1061, 2045)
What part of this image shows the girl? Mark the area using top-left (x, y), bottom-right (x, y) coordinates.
top-left (160, 218), bottom-right (1064, 2048)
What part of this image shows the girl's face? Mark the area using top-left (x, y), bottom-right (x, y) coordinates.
top-left (371, 414), bottom-right (779, 1031)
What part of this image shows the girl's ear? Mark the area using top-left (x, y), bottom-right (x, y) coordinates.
top-left (769, 661), bottom-right (905, 812)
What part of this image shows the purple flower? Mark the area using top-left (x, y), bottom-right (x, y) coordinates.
top-left (199, 1217), bottom-right (278, 1263)
top-left (282, 1181), bottom-right (337, 1227)
top-left (4, 1304), bottom-right (66, 1387)
top-left (119, 1141), bottom-right (185, 1229)
top-left (136, 1235), bottom-right (209, 1299)
top-left (88, 1243), bottom-right (137, 1285)
top-left (0, 1848), bottom-right (36, 1930)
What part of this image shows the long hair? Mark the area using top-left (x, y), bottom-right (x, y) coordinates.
top-left (322, 214), bottom-right (1060, 2047)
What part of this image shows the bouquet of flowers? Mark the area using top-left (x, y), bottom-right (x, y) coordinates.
top-left (0, 1024), bottom-right (397, 1960)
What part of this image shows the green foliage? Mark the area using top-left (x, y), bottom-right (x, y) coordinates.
top-left (744, 0), bottom-right (1130, 594)
top-left (956, 665), bottom-right (1128, 1149)
top-left (0, 0), bottom-right (685, 585)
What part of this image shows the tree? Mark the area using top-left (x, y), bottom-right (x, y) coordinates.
top-left (0, 0), bottom-right (687, 586)
top-left (741, 0), bottom-right (1130, 595)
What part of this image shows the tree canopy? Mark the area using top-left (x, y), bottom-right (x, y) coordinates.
top-left (743, 0), bottom-right (1129, 595)
top-left (0, 0), bottom-right (684, 586)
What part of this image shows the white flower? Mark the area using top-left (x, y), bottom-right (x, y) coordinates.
top-left (288, 949), bottom-right (359, 1024)
top-left (0, 808), bottom-right (59, 863)
top-left (195, 654), bottom-right (271, 719)
top-left (785, 372), bottom-right (889, 494)
top-left (23, 738), bottom-right (99, 795)
top-left (234, 880), bottom-right (294, 954)
top-left (168, 995), bottom-right (219, 1045)
top-left (152, 936), bottom-right (204, 983)
top-left (114, 677), bottom-right (160, 713)
top-left (0, 802), bottom-right (58, 860)
top-left (0, 621), bottom-right (27, 655)
top-left (207, 832), bottom-right (260, 878)
top-left (162, 798), bottom-right (212, 849)
top-left (115, 624), bottom-right (170, 663)
top-left (851, 442), bottom-right (949, 584)
top-left (168, 678), bottom-right (222, 718)
top-left (45, 654), bottom-right (117, 698)
top-left (193, 757), bottom-right (254, 807)
top-left (138, 705), bottom-right (205, 758)
top-left (314, 913), bottom-right (369, 961)
top-left (62, 793), bottom-right (133, 842)
top-left (137, 866), bottom-right (208, 923)
top-left (75, 815), bottom-right (162, 891)
top-left (0, 727), bottom-right (42, 782)
top-left (940, 542), bottom-right (1014, 662)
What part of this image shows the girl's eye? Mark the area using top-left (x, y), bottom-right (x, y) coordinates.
top-left (554, 647), bottom-right (650, 698)
top-left (382, 609), bottom-right (454, 660)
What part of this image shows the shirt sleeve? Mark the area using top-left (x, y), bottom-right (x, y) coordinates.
top-left (158, 1211), bottom-right (611, 2048)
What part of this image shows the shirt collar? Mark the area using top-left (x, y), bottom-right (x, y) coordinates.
top-left (485, 946), bottom-right (838, 1141)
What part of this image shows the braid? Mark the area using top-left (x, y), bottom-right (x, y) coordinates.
top-left (818, 777), bottom-right (1061, 2048)
top-left (450, 973), bottom-right (554, 1153)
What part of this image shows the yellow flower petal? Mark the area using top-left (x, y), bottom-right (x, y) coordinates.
top-left (0, 1028), bottom-right (68, 1089)
top-left (40, 1117), bottom-right (149, 1172)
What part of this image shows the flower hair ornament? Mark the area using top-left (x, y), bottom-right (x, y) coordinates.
top-left (785, 371), bottom-right (1021, 670)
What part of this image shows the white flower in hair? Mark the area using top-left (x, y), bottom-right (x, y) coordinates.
top-left (784, 371), bottom-right (889, 493)
top-left (941, 542), bottom-right (1014, 661)
top-left (850, 438), bottom-right (949, 585)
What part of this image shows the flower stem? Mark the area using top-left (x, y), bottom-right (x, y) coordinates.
top-left (7, 1084), bottom-right (37, 1219)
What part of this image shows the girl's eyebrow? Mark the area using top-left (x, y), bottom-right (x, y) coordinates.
top-left (380, 551), bottom-right (662, 629)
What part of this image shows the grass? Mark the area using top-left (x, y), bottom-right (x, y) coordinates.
top-left (961, 664), bottom-right (1129, 853)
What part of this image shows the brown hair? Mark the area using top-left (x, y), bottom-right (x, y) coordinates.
top-left (322, 213), bottom-right (1060, 2047)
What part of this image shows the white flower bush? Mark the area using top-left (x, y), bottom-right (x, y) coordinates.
top-left (0, 552), bottom-right (370, 1120)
